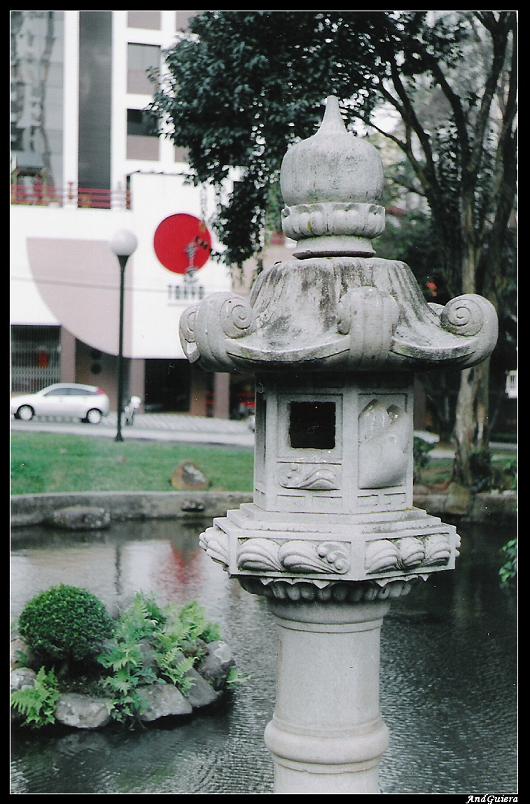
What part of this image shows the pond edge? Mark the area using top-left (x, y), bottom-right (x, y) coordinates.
top-left (11, 489), bottom-right (516, 530)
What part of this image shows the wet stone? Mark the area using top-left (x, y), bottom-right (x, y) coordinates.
top-left (45, 506), bottom-right (111, 531)
top-left (11, 667), bottom-right (37, 692)
top-left (55, 693), bottom-right (112, 729)
top-left (138, 682), bottom-right (193, 721)
top-left (184, 667), bottom-right (221, 708)
top-left (199, 641), bottom-right (235, 691)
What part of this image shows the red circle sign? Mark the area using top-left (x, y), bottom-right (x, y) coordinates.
top-left (153, 213), bottom-right (212, 275)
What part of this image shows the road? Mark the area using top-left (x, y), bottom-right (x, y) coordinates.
top-left (11, 413), bottom-right (515, 455)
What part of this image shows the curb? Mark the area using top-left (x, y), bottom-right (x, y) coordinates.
top-left (11, 489), bottom-right (516, 529)
top-left (10, 491), bottom-right (254, 529)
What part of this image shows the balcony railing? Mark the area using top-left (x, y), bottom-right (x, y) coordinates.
top-left (11, 183), bottom-right (131, 210)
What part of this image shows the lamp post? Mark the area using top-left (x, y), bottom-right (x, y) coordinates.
top-left (110, 229), bottom-right (138, 443)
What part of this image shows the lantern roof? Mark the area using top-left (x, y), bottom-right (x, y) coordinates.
top-left (179, 98), bottom-right (498, 375)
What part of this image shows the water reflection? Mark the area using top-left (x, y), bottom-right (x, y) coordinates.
top-left (11, 520), bottom-right (517, 794)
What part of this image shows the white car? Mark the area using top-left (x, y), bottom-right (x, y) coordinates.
top-left (11, 383), bottom-right (110, 424)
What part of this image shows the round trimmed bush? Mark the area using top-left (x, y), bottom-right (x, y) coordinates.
top-left (18, 585), bottom-right (114, 664)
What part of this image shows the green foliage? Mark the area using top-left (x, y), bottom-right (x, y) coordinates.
top-left (153, 634), bottom-right (196, 693)
top-left (97, 595), bottom-right (226, 725)
top-left (18, 585), bottom-right (114, 665)
top-left (178, 601), bottom-right (221, 644)
top-left (499, 538), bottom-right (517, 588)
top-left (149, 11), bottom-right (395, 266)
top-left (413, 437), bottom-right (436, 484)
top-left (97, 595), bottom-right (161, 725)
top-left (11, 667), bottom-right (60, 729)
top-left (226, 667), bottom-right (251, 688)
top-left (469, 448), bottom-right (517, 493)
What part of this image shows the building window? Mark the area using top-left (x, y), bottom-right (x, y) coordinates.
top-left (126, 109), bottom-right (159, 160)
top-left (11, 325), bottom-right (61, 393)
top-left (176, 11), bottom-right (201, 31)
top-left (127, 11), bottom-right (161, 30)
top-left (289, 401), bottom-right (336, 450)
top-left (127, 43), bottom-right (160, 95)
top-left (174, 145), bottom-right (189, 163)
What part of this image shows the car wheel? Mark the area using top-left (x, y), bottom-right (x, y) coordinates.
top-left (86, 408), bottom-right (102, 425)
top-left (17, 405), bottom-right (34, 421)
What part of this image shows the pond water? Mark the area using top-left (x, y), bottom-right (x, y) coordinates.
top-left (11, 518), bottom-right (517, 795)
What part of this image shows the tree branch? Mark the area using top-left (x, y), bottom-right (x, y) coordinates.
top-left (387, 55), bottom-right (440, 195)
top-left (470, 14), bottom-right (510, 177)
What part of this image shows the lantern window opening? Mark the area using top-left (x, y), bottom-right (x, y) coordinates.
top-left (288, 401), bottom-right (336, 450)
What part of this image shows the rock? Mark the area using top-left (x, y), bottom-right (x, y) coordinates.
top-left (180, 499), bottom-right (206, 513)
top-left (199, 641), bottom-right (235, 691)
top-left (11, 637), bottom-right (33, 670)
top-left (138, 682), bottom-right (192, 721)
top-left (138, 639), bottom-right (157, 671)
top-left (45, 506), bottom-right (111, 531)
top-left (55, 693), bottom-right (112, 729)
top-left (445, 482), bottom-right (472, 516)
top-left (171, 462), bottom-right (209, 491)
top-left (11, 668), bottom-right (38, 724)
top-left (11, 667), bottom-right (37, 692)
top-left (184, 666), bottom-right (221, 709)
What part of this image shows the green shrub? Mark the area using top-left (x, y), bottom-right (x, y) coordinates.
top-left (413, 437), bottom-right (435, 484)
top-left (18, 585), bottom-right (114, 664)
top-left (11, 667), bottom-right (60, 728)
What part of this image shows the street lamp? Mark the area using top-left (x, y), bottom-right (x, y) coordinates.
top-left (110, 229), bottom-right (137, 442)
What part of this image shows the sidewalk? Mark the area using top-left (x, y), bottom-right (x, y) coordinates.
top-left (11, 412), bottom-right (256, 447)
top-left (11, 412), bottom-right (516, 453)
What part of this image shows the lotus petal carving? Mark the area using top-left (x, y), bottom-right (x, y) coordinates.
top-left (397, 537), bottom-right (425, 568)
top-left (199, 527), bottom-right (229, 567)
top-left (424, 534), bottom-right (451, 565)
top-left (278, 541), bottom-right (350, 574)
top-left (278, 465), bottom-right (339, 490)
top-left (237, 538), bottom-right (282, 571)
top-left (365, 539), bottom-right (400, 574)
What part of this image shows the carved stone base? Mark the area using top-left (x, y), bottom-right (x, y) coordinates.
top-left (199, 503), bottom-right (460, 585)
top-left (263, 598), bottom-right (391, 794)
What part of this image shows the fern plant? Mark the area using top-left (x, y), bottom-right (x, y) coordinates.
top-left (11, 667), bottom-right (60, 728)
top-left (97, 598), bottom-right (159, 725)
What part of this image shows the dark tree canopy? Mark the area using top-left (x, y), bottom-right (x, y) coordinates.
top-left (150, 10), bottom-right (517, 484)
top-left (150, 11), bottom-right (400, 265)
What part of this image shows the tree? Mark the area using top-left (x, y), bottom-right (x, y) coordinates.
top-left (150, 11), bottom-right (517, 484)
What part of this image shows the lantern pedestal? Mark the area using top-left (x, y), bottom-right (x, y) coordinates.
top-left (263, 598), bottom-right (390, 794)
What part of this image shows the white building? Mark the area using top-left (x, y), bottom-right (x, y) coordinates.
top-left (10, 10), bottom-right (242, 416)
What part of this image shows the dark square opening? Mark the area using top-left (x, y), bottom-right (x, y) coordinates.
top-left (289, 401), bottom-right (336, 449)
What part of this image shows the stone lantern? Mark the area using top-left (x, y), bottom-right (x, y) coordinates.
top-left (179, 97), bottom-right (498, 794)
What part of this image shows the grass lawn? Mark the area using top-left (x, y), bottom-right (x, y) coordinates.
top-left (11, 432), bottom-right (254, 495)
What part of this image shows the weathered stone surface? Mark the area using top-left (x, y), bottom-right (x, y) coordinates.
top-left (11, 667), bottom-right (36, 692)
top-left (445, 482), bottom-right (472, 516)
top-left (138, 682), bottom-right (192, 721)
top-left (11, 491), bottom-right (253, 529)
top-left (184, 668), bottom-right (221, 709)
top-left (45, 505), bottom-right (111, 531)
top-left (10, 637), bottom-right (33, 670)
top-left (55, 693), bottom-right (112, 729)
top-left (199, 641), bottom-right (235, 690)
top-left (171, 462), bottom-right (209, 491)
